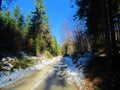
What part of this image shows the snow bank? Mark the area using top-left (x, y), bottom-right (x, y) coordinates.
top-left (0, 56), bottom-right (59, 88)
top-left (63, 52), bottom-right (93, 89)
top-left (0, 67), bottom-right (35, 88)
top-left (63, 57), bottom-right (82, 86)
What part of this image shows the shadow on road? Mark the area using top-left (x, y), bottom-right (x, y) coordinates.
top-left (43, 70), bottom-right (66, 90)
top-left (36, 57), bottom-right (77, 90)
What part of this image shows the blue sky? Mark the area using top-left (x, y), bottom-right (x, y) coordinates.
top-left (10, 0), bottom-right (76, 45)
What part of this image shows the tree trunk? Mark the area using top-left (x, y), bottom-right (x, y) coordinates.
top-left (104, 0), bottom-right (112, 61)
top-left (65, 45), bottom-right (68, 55)
top-left (108, 0), bottom-right (119, 56)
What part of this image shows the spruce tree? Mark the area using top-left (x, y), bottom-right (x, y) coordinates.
top-left (29, 0), bottom-right (52, 55)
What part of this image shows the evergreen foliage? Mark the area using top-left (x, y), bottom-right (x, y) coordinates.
top-left (51, 37), bottom-right (58, 56)
top-left (27, 0), bottom-right (52, 55)
top-left (0, 0), bottom-right (57, 58)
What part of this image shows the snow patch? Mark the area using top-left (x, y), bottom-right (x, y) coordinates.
top-left (62, 57), bottom-right (82, 88)
top-left (63, 52), bottom-right (93, 89)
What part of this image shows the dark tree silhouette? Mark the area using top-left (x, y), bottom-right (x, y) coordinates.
top-left (73, 0), bottom-right (120, 60)
top-left (72, 0), bottom-right (120, 89)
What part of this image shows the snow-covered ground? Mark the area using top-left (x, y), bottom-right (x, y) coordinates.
top-left (0, 56), bottom-right (60, 88)
top-left (62, 56), bottom-right (83, 89)
top-left (62, 51), bottom-right (93, 89)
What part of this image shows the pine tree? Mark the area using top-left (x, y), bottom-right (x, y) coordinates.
top-left (51, 37), bottom-right (58, 56)
top-left (14, 5), bottom-right (24, 28)
top-left (13, 5), bottom-right (25, 50)
top-left (28, 0), bottom-right (52, 55)
top-left (35, 34), bottom-right (41, 56)
top-left (25, 13), bottom-right (31, 34)
top-left (0, 9), bottom-right (18, 53)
